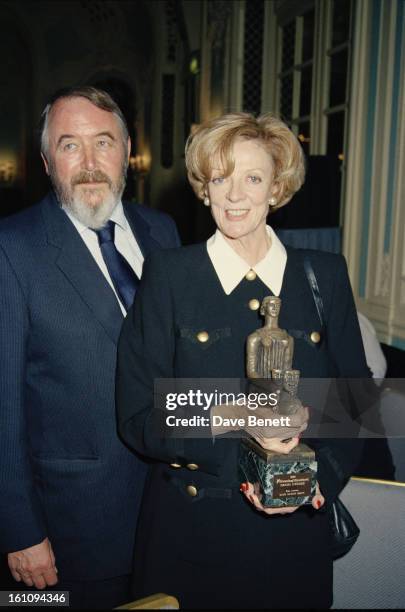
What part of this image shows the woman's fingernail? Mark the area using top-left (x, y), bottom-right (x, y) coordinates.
top-left (316, 499), bottom-right (322, 509)
top-left (240, 482), bottom-right (248, 492)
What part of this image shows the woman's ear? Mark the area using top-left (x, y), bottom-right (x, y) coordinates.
top-left (271, 183), bottom-right (280, 200)
top-left (268, 183), bottom-right (283, 210)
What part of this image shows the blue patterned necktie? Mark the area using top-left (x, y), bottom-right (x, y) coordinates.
top-left (95, 220), bottom-right (140, 311)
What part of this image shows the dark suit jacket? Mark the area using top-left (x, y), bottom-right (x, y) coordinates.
top-left (116, 243), bottom-right (370, 609)
top-left (0, 192), bottom-right (180, 581)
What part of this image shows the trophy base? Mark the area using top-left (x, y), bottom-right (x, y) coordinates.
top-left (239, 438), bottom-right (317, 508)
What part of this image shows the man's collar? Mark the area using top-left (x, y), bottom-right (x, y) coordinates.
top-left (206, 225), bottom-right (287, 295)
top-left (63, 201), bottom-right (126, 234)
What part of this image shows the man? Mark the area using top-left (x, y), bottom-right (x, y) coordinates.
top-left (0, 86), bottom-right (180, 608)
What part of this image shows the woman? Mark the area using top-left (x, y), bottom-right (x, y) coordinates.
top-left (116, 113), bottom-right (369, 609)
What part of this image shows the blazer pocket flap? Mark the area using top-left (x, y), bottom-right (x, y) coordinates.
top-left (178, 327), bottom-right (231, 349)
top-left (288, 328), bottom-right (324, 349)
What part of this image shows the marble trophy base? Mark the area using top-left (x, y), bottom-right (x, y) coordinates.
top-left (239, 438), bottom-right (317, 508)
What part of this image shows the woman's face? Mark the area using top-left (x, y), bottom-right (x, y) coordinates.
top-left (207, 138), bottom-right (275, 241)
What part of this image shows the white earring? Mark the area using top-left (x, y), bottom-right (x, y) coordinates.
top-left (203, 196), bottom-right (210, 207)
top-left (268, 197), bottom-right (277, 207)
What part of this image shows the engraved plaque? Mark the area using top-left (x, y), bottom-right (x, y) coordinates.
top-left (273, 473), bottom-right (312, 499)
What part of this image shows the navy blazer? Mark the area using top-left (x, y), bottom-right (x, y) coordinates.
top-left (116, 243), bottom-right (370, 608)
top-left (0, 192), bottom-right (180, 581)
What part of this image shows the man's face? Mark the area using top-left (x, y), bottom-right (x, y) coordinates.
top-left (42, 97), bottom-right (130, 228)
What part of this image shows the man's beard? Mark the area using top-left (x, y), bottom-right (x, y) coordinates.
top-left (50, 163), bottom-right (127, 229)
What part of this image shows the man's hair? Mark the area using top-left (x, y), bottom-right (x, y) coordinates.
top-left (185, 112), bottom-right (305, 209)
top-left (39, 85), bottom-right (129, 156)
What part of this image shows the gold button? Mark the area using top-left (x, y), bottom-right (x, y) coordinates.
top-left (248, 299), bottom-right (260, 311)
top-left (245, 269), bottom-right (257, 281)
top-left (196, 331), bottom-right (209, 343)
top-left (186, 485), bottom-right (198, 497)
top-left (186, 463), bottom-right (199, 471)
top-left (310, 331), bottom-right (321, 343)
top-left (170, 463), bottom-right (182, 468)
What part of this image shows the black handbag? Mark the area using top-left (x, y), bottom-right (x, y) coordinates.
top-left (303, 257), bottom-right (360, 560)
top-left (330, 496), bottom-right (360, 559)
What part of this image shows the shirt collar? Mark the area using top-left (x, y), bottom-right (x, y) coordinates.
top-left (110, 201), bottom-right (128, 231)
top-left (206, 225), bottom-right (287, 296)
top-left (63, 201), bottom-right (126, 234)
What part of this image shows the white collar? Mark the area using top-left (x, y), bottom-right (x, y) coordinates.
top-left (63, 200), bottom-right (127, 234)
top-left (206, 225), bottom-right (287, 295)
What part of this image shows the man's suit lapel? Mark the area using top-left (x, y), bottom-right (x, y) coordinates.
top-left (41, 193), bottom-right (124, 345)
top-left (123, 203), bottom-right (161, 259)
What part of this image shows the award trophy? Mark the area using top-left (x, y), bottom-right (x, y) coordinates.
top-left (239, 296), bottom-right (317, 508)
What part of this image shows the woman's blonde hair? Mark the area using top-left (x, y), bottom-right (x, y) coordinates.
top-left (185, 112), bottom-right (305, 209)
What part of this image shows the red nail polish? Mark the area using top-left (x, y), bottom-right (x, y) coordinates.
top-left (316, 500), bottom-right (322, 509)
top-left (240, 483), bottom-right (248, 492)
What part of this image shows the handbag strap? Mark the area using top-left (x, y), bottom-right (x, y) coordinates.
top-left (303, 256), bottom-right (325, 329)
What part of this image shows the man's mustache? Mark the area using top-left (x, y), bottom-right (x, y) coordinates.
top-left (72, 170), bottom-right (112, 187)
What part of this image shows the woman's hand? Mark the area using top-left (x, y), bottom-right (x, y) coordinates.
top-left (240, 481), bottom-right (325, 516)
top-left (211, 403), bottom-right (309, 440)
top-left (249, 434), bottom-right (302, 454)
top-left (244, 406), bottom-right (309, 448)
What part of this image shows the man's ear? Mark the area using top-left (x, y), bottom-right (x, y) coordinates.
top-left (41, 152), bottom-right (50, 175)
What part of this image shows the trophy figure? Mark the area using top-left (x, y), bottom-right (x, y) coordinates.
top-left (279, 369), bottom-right (303, 415)
top-left (271, 369), bottom-right (284, 413)
top-left (239, 296), bottom-right (317, 508)
top-left (246, 296), bottom-right (293, 379)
